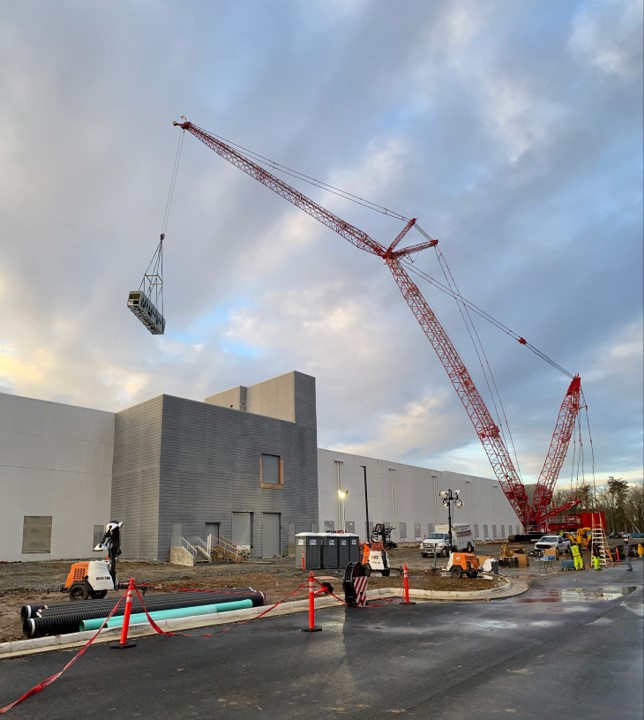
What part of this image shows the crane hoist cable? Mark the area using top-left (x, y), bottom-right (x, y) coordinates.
top-left (202, 129), bottom-right (409, 222)
top-left (400, 248), bottom-right (574, 379)
top-left (419, 239), bottom-right (525, 481)
top-left (126, 130), bottom-right (185, 335)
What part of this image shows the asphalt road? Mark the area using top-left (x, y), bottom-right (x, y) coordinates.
top-left (1, 564), bottom-right (642, 719)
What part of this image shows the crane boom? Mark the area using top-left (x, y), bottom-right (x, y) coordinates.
top-left (386, 257), bottom-right (531, 521)
top-left (529, 374), bottom-right (582, 527)
top-left (175, 118), bottom-right (579, 530)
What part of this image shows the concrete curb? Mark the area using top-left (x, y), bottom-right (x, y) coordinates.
top-left (0, 576), bottom-right (525, 659)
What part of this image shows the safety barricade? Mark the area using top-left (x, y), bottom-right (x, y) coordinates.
top-left (1, 565), bottom-right (414, 714)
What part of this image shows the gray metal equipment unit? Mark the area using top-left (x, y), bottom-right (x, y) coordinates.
top-left (127, 290), bottom-right (165, 335)
top-left (321, 534), bottom-right (339, 569)
top-left (295, 533), bottom-right (322, 570)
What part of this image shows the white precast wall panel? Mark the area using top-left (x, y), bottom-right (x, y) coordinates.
top-left (317, 449), bottom-right (519, 543)
top-left (0, 393), bottom-right (114, 562)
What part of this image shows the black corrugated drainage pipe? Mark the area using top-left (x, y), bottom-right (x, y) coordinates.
top-left (22, 589), bottom-right (265, 638)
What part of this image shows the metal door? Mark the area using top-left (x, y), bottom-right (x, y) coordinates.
top-left (205, 523), bottom-right (220, 553)
top-left (232, 513), bottom-right (253, 548)
top-left (262, 513), bottom-right (281, 557)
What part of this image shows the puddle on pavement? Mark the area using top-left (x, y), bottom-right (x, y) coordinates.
top-left (518, 586), bottom-right (637, 603)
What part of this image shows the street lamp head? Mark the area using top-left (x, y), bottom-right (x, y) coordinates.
top-left (439, 490), bottom-right (449, 499)
top-left (338, 489), bottom-right (348, 499)
top-left (455, 489), bottom-right (461, 496)
top-left (455, 499), bottom-right (463, 508)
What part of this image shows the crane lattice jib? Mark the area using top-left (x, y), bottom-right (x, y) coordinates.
top-left (529, 375), bottom-right (582, 525)
top-left (175, 119), bottom-right (543, 528)
top-left (175, 121), bottom-right (386, 258)
top-left (387, 258), bottom-right (531, 524)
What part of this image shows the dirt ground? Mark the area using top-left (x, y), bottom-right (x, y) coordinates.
top-left (0, 545), bottom-right (512, 644)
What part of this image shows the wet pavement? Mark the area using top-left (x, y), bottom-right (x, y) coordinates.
top-left (0, 562), bottom-right (642, 719)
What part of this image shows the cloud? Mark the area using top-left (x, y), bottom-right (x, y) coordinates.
top-left (0, 0), bottom-right (641, 493)
top-left (570, 0), bottom-right (643, 80)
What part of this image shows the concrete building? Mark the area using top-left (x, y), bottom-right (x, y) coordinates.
top-left (318, 450), bottom-right (521, 544)
top-left (112, 371), bottom-right (318, 561)
top-left (0, 371), bottom-right (520, 563)
top-left (0, 392), bottom-right (114, 561)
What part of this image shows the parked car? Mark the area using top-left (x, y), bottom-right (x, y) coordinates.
top-left (534, 535), bottom-right (571, 553)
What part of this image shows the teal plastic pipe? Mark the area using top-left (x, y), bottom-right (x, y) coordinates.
top-left (79, 599), bottom-right (253, 632)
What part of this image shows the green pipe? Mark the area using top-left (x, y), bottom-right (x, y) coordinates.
top-left (79, 599), bottom-right (253, 632)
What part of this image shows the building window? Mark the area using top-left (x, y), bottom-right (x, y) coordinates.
top-left (399, 522), bottom-right (407, 540)
top-left (414, 522), bottom-right (421, 540)
top-left (22, 516), bottom-right (52, 554)
top-left (483, 524), bottom-right (489, 539)
top-left (474, 524), bottom-right (479, 539)
top-left (324, 520), bottom-right (335, 532)
top-left (260, 454), bottom-right (284, 489)
top-left (345, 521), bottom-right (355, 534)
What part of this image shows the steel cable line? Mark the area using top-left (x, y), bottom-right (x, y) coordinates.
top-left (401, 255), bottom-right (573, 379)
top-left (414, 246), bottom-right (524, 480)
top-left (205, 131), bottom-right (410, 222)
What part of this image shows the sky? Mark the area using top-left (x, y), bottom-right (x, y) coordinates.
top-left (1, 0), bottom-right (642, 492)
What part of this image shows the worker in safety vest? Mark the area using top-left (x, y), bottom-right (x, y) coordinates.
top-left (592, 553), bottom-right (601, 571)
top-left (638, 543), bottom-right (644, 559)
top-left (571, 543), bottom-right (584, 571)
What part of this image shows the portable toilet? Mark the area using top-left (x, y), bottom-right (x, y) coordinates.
top-left (295, 533), bottom-right (322, 570)
top-left (337, 534), bottom-right (352, 567)
top-left (321, 534), bottom-right (339, 569)
top-left (348, 534), bottom-right (361, 562)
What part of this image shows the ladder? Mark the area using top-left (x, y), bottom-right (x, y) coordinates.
top-left (591, 513), bottom-right (614, 568)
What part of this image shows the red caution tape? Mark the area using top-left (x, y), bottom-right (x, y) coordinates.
top-left (0, 575), bottom-right (355, 713)
top-left (0, 594), bottom-right (126, 714)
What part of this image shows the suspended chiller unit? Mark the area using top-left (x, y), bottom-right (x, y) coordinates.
top-left (127, 233), bottom-right (165, 334)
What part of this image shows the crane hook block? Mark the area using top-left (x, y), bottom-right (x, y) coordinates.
top-left (127, 291), bottom-right (165, 335)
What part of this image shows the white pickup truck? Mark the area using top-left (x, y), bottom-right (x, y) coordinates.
top-left (534, 535), bottom-right (571, 553)
top-left (420, 524), bottom-right (475, 557)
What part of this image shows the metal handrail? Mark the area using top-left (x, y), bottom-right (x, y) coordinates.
top-left (170, 535), bottom-right (197, 559)
top-left (209, 533), bottom-right (250, 562)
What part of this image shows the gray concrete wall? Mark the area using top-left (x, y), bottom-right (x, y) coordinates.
top-left (111, 396), bottom-right (163, 560)
top-left (0, 392), bottom-right (114, 562)
top-left (317, 449), bottom-right (521, 544)
top-left (158, 382), bottom-right (318, 560)
top-left (206, 371), bottom-right (316, 428)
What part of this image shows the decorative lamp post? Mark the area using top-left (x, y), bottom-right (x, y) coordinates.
top-left (439, 489), bottom-right (463, 552)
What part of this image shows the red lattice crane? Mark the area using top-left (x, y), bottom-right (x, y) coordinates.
top-left (173, 119), bottom-right (582, 531)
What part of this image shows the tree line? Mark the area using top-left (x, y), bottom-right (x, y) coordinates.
top-left (552, 477), bottom-right (643, 534)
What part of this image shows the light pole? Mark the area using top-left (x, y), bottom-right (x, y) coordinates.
top-left (338, 489), bottom-right (349, 533)
top-left (361, 465), bottom-right (369, 542)
top-left (439, 489), bottom-right (463, 552)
